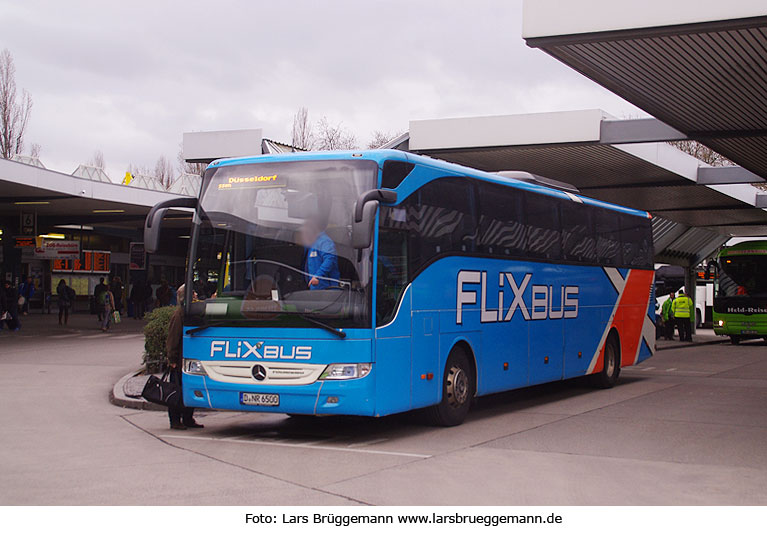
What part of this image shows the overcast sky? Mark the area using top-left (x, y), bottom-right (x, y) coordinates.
top-left (1, 0), bottom-right (645, 181)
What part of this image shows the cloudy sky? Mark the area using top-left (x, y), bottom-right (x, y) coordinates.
top-left (1, 0), bottom-right (644, 181)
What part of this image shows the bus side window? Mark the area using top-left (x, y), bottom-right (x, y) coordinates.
top-left (595, 209), bottom-right (622, 267)
top-left (619, 214), bottom-right (653, 269)
top-left (561, 202), bottom-right (596, 264)
top-left (376, 220), bottom-right (409, 324)
top-left (409, 178), bottom-right (476, 268)
top-left (525, 192), bottom-right (562, 261)
top-left (477, 182), bottom-right (526, 257)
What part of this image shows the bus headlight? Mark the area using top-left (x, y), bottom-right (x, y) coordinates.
top-left (183, 359), bottom-right (207, 375)
top-left (718, 320), bottom-right (724, 327)
top-left (320, 363), bottom-right (372, 380)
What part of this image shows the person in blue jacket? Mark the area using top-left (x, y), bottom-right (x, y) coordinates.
top-left (299, 218), bottom-right (340, 290)
top-left (19, 276), bottom-right (35, 315)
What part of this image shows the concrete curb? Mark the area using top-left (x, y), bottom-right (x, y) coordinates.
top-left (109, 369), bottom-right (165, 411)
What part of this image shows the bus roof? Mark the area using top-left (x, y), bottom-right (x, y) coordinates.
top-left (719, 240), bottom-right (767, 257)
top-left (209, 149), bottom-right (652, 219)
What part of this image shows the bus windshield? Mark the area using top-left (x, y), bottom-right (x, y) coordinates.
top-left (717, 254), bottom-right (767, 298)
top-left (189, 159), bottom-right (378, 328)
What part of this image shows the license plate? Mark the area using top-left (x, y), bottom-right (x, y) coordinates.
top-left (741, 330), bottom-right (758, 335)
top-left (241, 392), bottom-right (280, 406)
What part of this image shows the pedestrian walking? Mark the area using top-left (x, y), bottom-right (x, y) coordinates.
top-left (166, 284), bottom-right (203, 430)
top-left (56, 279), bottom-right (73, 326)
top-left (101, 286), bottom-right (116, 332)
top-left (1, 280), bottom-right (21, 331)
top-left (94, 277), bottom-right (108, 322)
top-left (672, 289), bottom-right (694, 342)
top-left (19, 276), bottom-right (35, 315)
top-left (661, 292), bottom-right (675, 340)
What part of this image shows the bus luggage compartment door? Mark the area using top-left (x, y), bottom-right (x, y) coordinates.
top-left (411, 311), bottom-right (440, 408)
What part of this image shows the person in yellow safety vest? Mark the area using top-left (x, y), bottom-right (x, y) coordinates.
top-left (661, 292), bottom-right (675, 340)
top-left (672, 289), bottom-right (694, 342)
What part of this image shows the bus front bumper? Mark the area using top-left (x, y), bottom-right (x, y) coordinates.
top-left (181, 372), bottom-right (376, 416)
top-left (713, 317), bottom-right (767, 337)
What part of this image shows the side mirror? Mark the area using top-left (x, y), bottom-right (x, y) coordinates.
top-left (144, 208), bottom-right (168, 254)
top-left (350, 189), bottom-right (397, 249)
top-left (144, 197), bottom-right (198, 254)
top-left (352, 200), bottom-right (378, 249)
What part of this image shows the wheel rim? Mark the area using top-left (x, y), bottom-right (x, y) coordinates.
top-left (605, 345), bottom-right (615, 377)
top-left (446, 366), bottom-right (469, 408)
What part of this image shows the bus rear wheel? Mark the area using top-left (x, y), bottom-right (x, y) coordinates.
top-left (426, 347), bottom-right (474, 427)
top-left (592, 335), bottom-right (620, 389)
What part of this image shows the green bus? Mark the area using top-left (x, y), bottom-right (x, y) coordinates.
top-left (712, 240), bottom-right (767, 344)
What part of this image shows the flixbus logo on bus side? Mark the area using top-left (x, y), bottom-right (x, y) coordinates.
top-left (209, 340), bottom-right (312, 360)
top-left (456, 270), bottom-right (579, 324)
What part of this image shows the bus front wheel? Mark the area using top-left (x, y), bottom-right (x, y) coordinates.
top-left (426, 347), bottom-right (475, 427)
top-left (730, 336), bottom-right (741, 345)
top-left (592, 335), bottom-right (620, 389)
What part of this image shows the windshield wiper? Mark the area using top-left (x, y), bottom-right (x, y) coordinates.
top-left (186, 315), bottom-right (347, 338)
top-left (298, 314), bottom-right (347, 338)
top-left (186, 319), bottom-right (254, 336)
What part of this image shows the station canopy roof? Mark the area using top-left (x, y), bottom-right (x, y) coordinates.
top-left (522, 0), bottom-right (767, 181)
top-left (0, 158), bottom-right (192, 233)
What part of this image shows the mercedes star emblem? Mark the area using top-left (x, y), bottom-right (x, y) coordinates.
top-left (252, 364), bottom-right (267, 381)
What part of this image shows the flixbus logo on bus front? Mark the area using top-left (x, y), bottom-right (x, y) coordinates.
top-left (456, 270), bottom-right (579, 324)
top-left (209, 340), bottom-right (312, 360)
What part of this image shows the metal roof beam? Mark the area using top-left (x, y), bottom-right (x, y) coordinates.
top-left (697, 166), bottom-right (765, 185)
top-left (756, 194), bottom-right (767, 208)
top-left (600, 118), bottom-right (686, 144)
top-left (653, 223), bottom-right (689, 253)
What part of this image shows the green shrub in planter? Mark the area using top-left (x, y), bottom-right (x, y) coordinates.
top-left (143, 305), bottom-right (177, 372)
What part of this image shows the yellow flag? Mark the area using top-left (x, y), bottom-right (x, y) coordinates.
top-left (123, 172), bottom-right (133, 185)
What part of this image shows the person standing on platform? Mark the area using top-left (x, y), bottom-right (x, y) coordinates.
top-left (155, 279), bottom-right (172, 308)
top-left (672, 289), bottom-right (694, 342)
top-left (110, 276), bottom-right (124, 313)
top-left (165, 284), bottom-right (203, 430)
top-left (661, 292), bottom-right (675, 340)
top-left (56, 279), bottom-right (72, 326)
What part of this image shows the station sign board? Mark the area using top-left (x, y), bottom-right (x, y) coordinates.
top-left (13, 236), bottom-right (36, 248)
top-left (52, 250), bottom-right (111, 274)
top-left (33, 240), bottom-right (80, 260)
top-left (129, 242), bottom-right (146, 270)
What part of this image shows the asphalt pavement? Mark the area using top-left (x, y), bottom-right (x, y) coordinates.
top-left (1, 312), bottom-right (765, 505)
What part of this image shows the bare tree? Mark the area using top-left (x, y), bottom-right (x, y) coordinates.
top-left (128, 163), bottom-right (152, 177)
top-left (89, 149), bottom-right (106, 169)
top-left (668, 139), bottom-right (767, 191)
top-left (669, 140), bottom-right (732, 166)
top-left (315, 116), bottom-right (357, 151)
top-left (291, 106), bottom-right (315, 150)
top-left (176, 146), bottom-right (206, 176)
top-left (154, 155), bottom-right (175, 189)
top-left (0, 49), bottom-right (33, 159)
top-left (367, 130), bottom-right (403, 149)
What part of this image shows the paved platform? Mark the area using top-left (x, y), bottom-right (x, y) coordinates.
top-left (656, 328), bottom-right (725, 351)
top-left (0, 323), bottom-right (765, 505)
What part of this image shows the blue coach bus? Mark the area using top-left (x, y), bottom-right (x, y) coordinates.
top-left (145, 149), bottom-right (655, 426)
